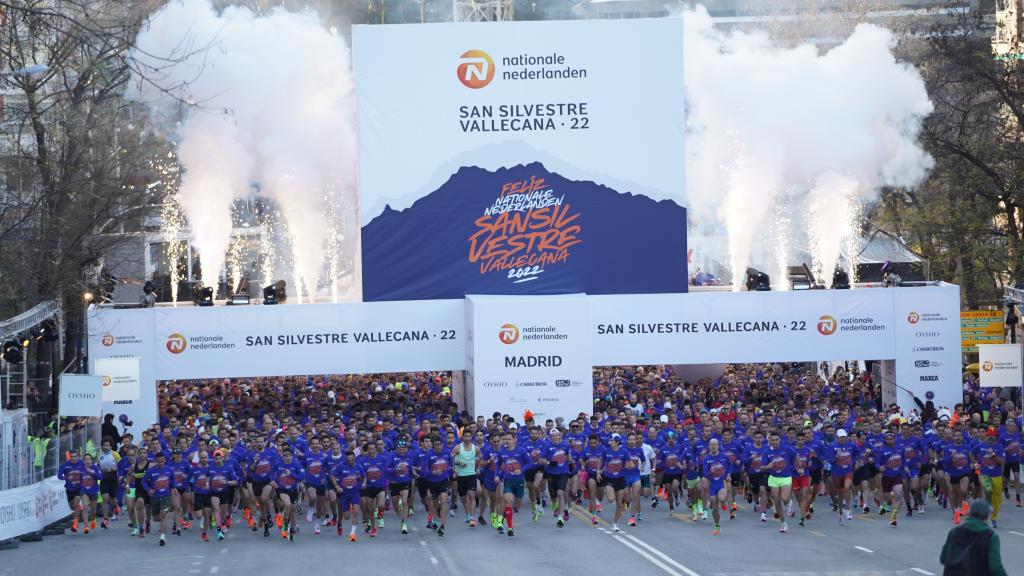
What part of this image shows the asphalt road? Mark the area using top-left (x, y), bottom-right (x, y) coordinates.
top-left (3, 498), bottom-right (1022, 576)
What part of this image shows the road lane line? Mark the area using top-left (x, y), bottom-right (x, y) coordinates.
top-left (611, 534), bottom-right (684, 576)
top-left (220, 548), bottom-right (228, 554)
top-left (910, 568), bottom-right (935, 576)
top-left (854, 546), bottom-right (874, 554)
top-left (209, 568), bottom-right (220, 574)
top-left (1010, 531), bottom-right (1024, 537)
top-left (623, 534), bottom-right (702, 576)
top-left (808, 529), bottom-right (826, 537)
top-left (429, 557), bottom-right (438, 565)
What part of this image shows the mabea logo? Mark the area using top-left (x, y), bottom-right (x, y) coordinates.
top-left (457, 50), bottom-right (495, 89)
top-left (166, 333), bottom-right (188, 354)
top-left (101, 333), bottom-right (114, 347)
top-left (498, 323), bottom-right (520, 345)
top-left (907, 312), bottom-right (920, 324)
top-left (816, 315), bottom-right (837, 336)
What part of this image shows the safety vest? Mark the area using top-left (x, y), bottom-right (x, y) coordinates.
top-left (29, 436), bottom-right (50, 467)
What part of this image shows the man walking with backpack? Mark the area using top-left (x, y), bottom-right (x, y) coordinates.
top-left (940, 499), bottom-right (1008, 576)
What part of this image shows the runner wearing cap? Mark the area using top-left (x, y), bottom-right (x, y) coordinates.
top-left (876, 431), bottom-right (905, 527)
top-left (599, 433), bottom-right (629, 532)
top-left (545, 428), bottom-right (572, 527)
top-left (827, 429), bottom-right (858, 524)
top-left (974, 428), bottom-right (1006, 527)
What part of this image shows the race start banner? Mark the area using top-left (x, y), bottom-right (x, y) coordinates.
top-left (354, 19), bottom-right (687, 301)
top-left (466, 294), bottom-right (592, 421)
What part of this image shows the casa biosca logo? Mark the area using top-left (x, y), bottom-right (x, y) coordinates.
top-left (498, 323), bottom-right (520, 345)
top-left (816, 315), bottom-right (837, 336)
top-left (457, 50), bottom-right (494, 89)
top-left (166, 333), bottom-right (188, 354)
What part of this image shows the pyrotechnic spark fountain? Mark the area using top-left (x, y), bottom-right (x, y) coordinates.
top-left (157, 151), bottom-right (185, 303)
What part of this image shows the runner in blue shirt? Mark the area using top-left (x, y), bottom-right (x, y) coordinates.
top-left (208, 450), bottom-right (238, 541)
top-left (581, 435), bottom-right (605, 524)
top-left (876, 432), bottom-right (905, 527)
top-left (270, 447), bottom-right (305, 541)
top-left (545, 429), bottom-right (573, 527)
top-left (1000, 418), bottom-right (1022, 507)
top-left (329, 450), bottom-right (363, 542)
top-left (420, 435), bottom-right (452, 537)
top-left (494, 430), bottom-right (530, 537)
top-left (302, 436), bottom-right (329, 534)
top-left (599, 434), bottom-right (629, 532)
top-left (942, 433), bottom-right (973, 525)
top-left (702, 438), bottom-right (731, 536)
top-left (168, 450), bottom-right (192, 536)
top-left (78, 454), bottom-right (102, 534)
top-left (247, 436), bottom-right (280, 535)
top-left (142, 452), bottom-right (175, 546)
top-left (826, 430), bottom-right (859, 523)
top-left (191, 451), bottom-right (213, 542)
top-left (624, 432), bottom-right (645, 526)
top-left (386, 436), bottom-right (415, 534)
top-left (763, 431), bottom-right (798, 533)
top-left (742, 430), bottom-right (770, 522)
top-left (358, 441), bottom-right (389, 538)
top-left (58, 449), bottom-right (84, 531)
top-left (658, 432), bottom-right (685, 516)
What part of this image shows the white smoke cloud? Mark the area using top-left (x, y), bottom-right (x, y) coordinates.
top-left (127, 0), bottom-right (357, 298)
top-left (683, 7), bottom-right (933, 288)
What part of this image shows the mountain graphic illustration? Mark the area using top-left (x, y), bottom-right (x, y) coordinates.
top-left (361, 162), bottom-right (688, 301)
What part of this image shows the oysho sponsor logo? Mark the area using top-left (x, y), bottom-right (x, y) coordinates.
top-left (483, 381), bottom-right (509, 388)
top-left (457, 49), bottom-right (494, 89)
top-left (982, 361), bottom-right (994, 372)
top-left (915, 331), bottom-right (941, 338)
top-left (907, 312), bottom-right (920, 324)
top-left (101, 333), bottom-right (114, 347)
top-left (166, 333), bottom-right (188, 354)
top-left (817, 315), bottom-right (837, 336)
top-left (499, 323), bottom-right (520, 345)
top-left (67, 392), bottom-right (96, 399)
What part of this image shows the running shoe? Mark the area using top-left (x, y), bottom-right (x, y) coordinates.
top-left (71, 519), bottom-right (78, 533)
top-left (217, 529), bottom-right (225, 541)
top-left (557, 516), bottom-right (564, 528)
top-left (779, 522), bottom-right (787, 533)
top-left (101, 519), bottom-right (110, 529)
top-left (264, 525), bottom-right (270, 537)
top-left (532, 507), bottom-right (542, 522)
top-left (314, 524), bottom-right (321, 535)
top-left (652, 497), bottom-right (659, 509)
top-left (712, 525), bottom-right (720, 535)
top-left (349, 533), bottom-right (357, 542)
top-left (289, 529), bottom-right (295, 542)
top-left (131, 527), bottom-right (140, 536)
top-left (729, 510), bottom-right (736, 520)
top-left (611, 523), bottom-right (621, 532)
top-left (370, 527), bottom-right (377, 538)
top-left (275, 513), bottom-right (283, 528)
top-left (563, 510), bottom-right (569, 523)
top-left (469, 518), bottom-right (476, 528)
top-left (201, 532), bottom-right (209, 542)
top-left (507, 528), bottom-right (514, 537)
top-left (90, 520), bottom-right (96, 530)
top-left (992, 520), bottom-right (999, 529)
top-left (845, 510), bottom-right (852, 521)
top-left (798, 517), bottom-right (805, 527)
top-left (159, 536), bottom-right (166, 546)
top-left (628, 517), bottom-right (637, 527)
top-left (592, 515), bottom-right (598, 525)
top-left (760, 512), bottom-right (767, 522)
top-left (84, 527), bottom-right (90, 535)
top-left (401, 522), bottom-right (409, 534)
top-left (437, 525), bottom-right (445, 538)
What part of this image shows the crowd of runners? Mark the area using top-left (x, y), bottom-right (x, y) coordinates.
top-left (53, 363), bottom-right (1021, 545)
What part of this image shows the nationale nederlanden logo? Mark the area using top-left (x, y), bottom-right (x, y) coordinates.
top-left (498, 323), bottom-right (520, 345)
top-left (816, 315), bottom-right (837, 336)
top-left (907, 312), bottom-right (920, 324)
top-left (457, 50), bottom-right (494, 89)
top-left (101, 333), bottom-right (114, 347)
top-left (101, 375), bottom-right (111, 387)
top-left (166, 333), bottom-right (188, 354)
top-left (982, 361), bottom-right (993, 372)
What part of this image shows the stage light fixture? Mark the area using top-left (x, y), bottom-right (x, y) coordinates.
top-left (2, 340), bottom-right (22, 363)
top-left (193, 285), bottom-right (214, 307)
top-left (263, 280), bottom-right (287, 305)
top-left (832, 268), bottom-right (851, 290)
top-left (745, 268), bottom-right (771, 291)
top-left (228, 293), bottom-right (250, 305)
top-left (39, 320), bottom-right (59, 342)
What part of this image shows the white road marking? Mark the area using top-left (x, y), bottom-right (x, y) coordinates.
top-left (126, 556), bottom-right (206, 563)
top-left (192, 561), bottom-right (203, 566)
top-left (209, 568), bottom-right (220, 575)
top-left (910, 569), bottom-right (935, 576)
top-left (419, 540), bottom-right (427, 546)
top-left (624, 534), bottom-right (702, 576)
top-left (188, 571), bottom-right (200, 575)
top-left (430, 557), bottom-right (439, 565)
top-left (220, 548), bottom-right (228, 554)
top-left (854, 546), bottom-right (874, 554)
top-left (1010, 531), bottom-right (1024, 537)
top-left (611, 535), bottom-right (686, 576)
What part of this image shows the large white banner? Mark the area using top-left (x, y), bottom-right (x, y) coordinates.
top-left (893, 286), bottom-right (963, 412)
top-left (979, 344), bottom-right (1023, 388)
top-left (95, 358), bottom-right (140, 402)
top-left (590, 289), bottom-right (897, 364)
top-left (58, 374), bottom-right (103, 417)
top-left (0, 477), bottom-right (72, 540)
top-left (153, 300), bottom-right (465, 379)
top-left (87, 307), bottom-right (158, 431)
top-left (467, 294), bottom-right (591, 420)
top-left (355, 19), bottom-right (689, 301)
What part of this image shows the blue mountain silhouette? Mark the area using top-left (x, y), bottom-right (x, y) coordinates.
top-left (361, 162), bottom-right (688, 301)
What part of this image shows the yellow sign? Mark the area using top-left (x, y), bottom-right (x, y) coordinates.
top-left (961, 310), bottom-right (1004, 353)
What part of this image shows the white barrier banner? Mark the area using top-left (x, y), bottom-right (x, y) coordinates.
top-left (58, 374), bottom-right (103, 417)
top-left (893, 285), bottom-right (963, 411)
top-left (0, 476), bottom-right (72, 540)
top-left (95, 357), bottom-right (140, 402)
top-left (467, 294), bottom-right (591, 420)
top-left (153, 300), bottom-right (465, 379)
top-left (979, 344), bottom-right (1023, 388)
top-left (88, 307), bottom-right (159, 432)
top-left (590, 289), bottom-right (897, 365)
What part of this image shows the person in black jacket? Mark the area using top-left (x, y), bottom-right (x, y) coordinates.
top-left (940, 499), bottom-right (1008, 576)
top-left (101, 414), bottom-right (122, 447)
